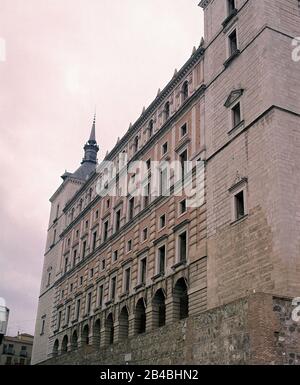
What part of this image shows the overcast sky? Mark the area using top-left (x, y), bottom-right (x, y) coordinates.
top-left (0, 0), bottom-right (204, 336)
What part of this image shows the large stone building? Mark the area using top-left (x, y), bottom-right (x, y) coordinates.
top-left (32, 0), bottom-right (300, 365)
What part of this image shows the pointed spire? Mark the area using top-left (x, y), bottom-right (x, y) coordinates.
top-left (89, 112), bottom-right (96, 143)
top-left (200, 37), bottom-right (205, 48)
top-left (81, 114), bottom-right (99, 165)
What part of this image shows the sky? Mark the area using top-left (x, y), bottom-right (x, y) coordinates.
top-left (0, 0), bottom-right (204, 336)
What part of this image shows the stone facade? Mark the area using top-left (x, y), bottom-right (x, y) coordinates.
top-left (32, 0), bottom-right (300, 365)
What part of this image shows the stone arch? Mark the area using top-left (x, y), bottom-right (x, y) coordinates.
top-left (81, 324), bottom-right (89, 345)
top-left (173, 277), bottom-right (189, 320)
top-left (119, 306), bottom-right (129, 341)
top-left (61, 335), bottom-right (68, 353)
top-left (93, 318), bottom-right (101, 348)
top-left (105, 313), bottom-right (114, 345)
top-left (71, 330), bottom-right (78, 350)
top-left (152, 288), bottom-right (166, 328)
top-left (134, 298), bottom-right (146, 335)
top-left (53, 339), bottom-right (59, 356)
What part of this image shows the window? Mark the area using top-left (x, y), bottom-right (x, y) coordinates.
top-left (179, 149), bottom-right (188, 182)
top-left (73, 249), bottom-right (77, 266)
top-left (85, 220), bottom-right (89, 230)
top-left (115, 209), bottom-right (121, 232)
top-left (70, 283), bottom-right (73, 292)
top-left (67, 238), bottom-right (71, 247)
top-left (82, 240), bottom-right (87, 259)
top-left (227, 0), bottom-right (235, 14)
top-left (47, 272), bottom-right (51, 286)
top-left (140, 257), bottom-right (147, 284)
top-left (162, 142), bottom-right (168, 155)
top-left (128, 197), bottom-right (134, 220)
top-left (92, 231), bottom-right (97, 251)
top-left (164, 102), bottom-right (170, 122)
top-left (160, 167), bottom-right (169, 195)
top-left (57, 311), bottom-right (62, 330)
top-left (112, 250), bottom-right (118, 263)
top-left (182, 81), bottom-right (189, 102)
top-left (146, 158), bottom-right (151, 171)
top-left (98, 285), bottom-right (104, 308)
top-left (76, 229), bottom-right (79, 238)
top-left (64, 257), bottom-right (68, 274)
top-left (179, 199), bottom-right (187, 215)
top-left (75, 299), bottom-right (81, 320)
top-left (90, 268), bottom-right (94, 279)
top-left (110, 276), bottom-right (117, 301)
top-left (101, 259), bottom-right (106, 271)
top-left (232, 102), bottom-right (241, 127)
top-left (66, 305), bottom-right (71, 325)
top-left (134, 136), bottom-right (139, 153)
top-left (79, 276), bottom-right (83, 286)
top-left (124, 267), bottom-right (131, 293)
top-left (103, 220), bottom-right (109, 242)
top-left (52, 229), bottom-right (56, 245)
top-left (95, 210), bottom-right (99, 219)
top-left (234, 190), bottom-right (245, 220)
top-left (158, 245), bottom-right (166, 275)
top-left (148, 120), bottom-right (154, 139)
top-left (181, 123), bottom-right (187, 137)
top-left (229, 29), bottom-right (238, 55)
top-left (160, 214), bottom-right (166, 229)
top-left (41, 318), bottom-right (45, 335)
top-left (61, 289), bottom-right (64, 299)
top-left (178, 231), bottom-right (187, 263)
top-left (142, 228), bottom-right (148, 242)
top-left (86, 292), bottom-right (92, 314)
top-left (127, 239), bottom-right (132, 252)
top-left (106, 199), bottom-right (110, 209)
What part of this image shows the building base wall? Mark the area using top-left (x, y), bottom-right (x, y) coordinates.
top-left (38, 293), bottom-right (300, 365)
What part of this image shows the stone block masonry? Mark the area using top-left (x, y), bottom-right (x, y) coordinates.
top-left (40, 293), bottom-right (300, 365)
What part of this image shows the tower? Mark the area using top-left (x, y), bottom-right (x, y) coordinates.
top-left (31, 118), bottom-right (99, 364)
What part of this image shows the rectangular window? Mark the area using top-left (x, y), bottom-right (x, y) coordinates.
top-left (92, 231), bottom-right (97, 251)
top-left (228, 0), bottom-right (235, 14)
top-left (98, 285), bottom-right (104, 308)
top-left (234, 190), bottom-right (245, 220)
top-left (57, 311), bottom-right (62, 330)
top-left (140, 257), bottom-right (147, 284)
top-left (232, 102), bottom-right (241, 127)
top-left (181, 123), bottom-right (187, 137)
top-left (179, 149), bottom-right (188, 181)
top-left (160, 168), bottom-right (169, 195)
top-left (179, 199), bottom-right (187, 215)
top-left (79, 276), bottom-right (83, 286)
top-left (229, 29), bottom-right (238, 55)
top-left (41, 318), bottom-right (45, 335)
top-left (101, 259), bottom-right (106, 271)
top-left (128, 197), bottom-right (135, 220)
top-left (115, 209), bottom-right (121, 232)
top-left (124, 267), bottom-right (131, 293)
top-left (66, 305), bottom-right (71, 325)
top-left (127, 239), bottom-right (132, 252)
top-left (86, 292), bottom-right (92, 314)
top-left (162, 142), bottom-right (168, 155)
top-left (158, 245), bottom-right (166, 275)
top-left (73, 249), bottom-right (77, 266)
top-left (75, 299), bottom-right (81, 320)
top-left (95, 210), bottom-right (99, 219)
top-left (143, 183), bottom-right (150, 208)
top-left (82, 240), bottom-right (87, 259)
top-left (142, 228), bottom-right (148, 241)
top-left (47, 272), bottom-right (51, 286)
top-left (179, 231), bottom-right (187, 263)
top-left (160, 214), bottom-right (166, 229)
top-left (53, 229), bottom-right (56, 245)
top-left (90, 268), bottom-right (94, 279)
top-left (64, 257), bottom-right (68, 274)
top-left (112, 250), bottom-right (118, 263)
top-left (103, 220), bottom-right (109, 242)
top-left (110, 276), bottom-right (117, 301)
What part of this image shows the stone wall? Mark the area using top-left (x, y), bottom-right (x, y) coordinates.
top-left (39, 293), bottom-right (300, 365)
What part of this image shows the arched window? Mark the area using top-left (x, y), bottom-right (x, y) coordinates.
top-left (164, 102), bottom-right (170, 122)
top-left (71, 330), bottom-right (78, 350)
top-left (105, 313), bottom-right (114, 345)
top-left (148, 120), bottom-right (154, 139)
top-left (93, 319), bottom-right (101, 348)
top-left (173, 278), bottom-right (189, 320)
top-left (81, 324), bottom-right (89, 345)
top-left (152, 289), bottom-right (166, 328)
top-left (182, 81), bottom-right (189, 102)
top-left (119, 307), bottom-right (129, 341)
top-left (53, 339), bottom-right (59, 356)
top-left (61, 335), bottom-right (68, 353)
top-left (134, 298), bottom-right (146, 335)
